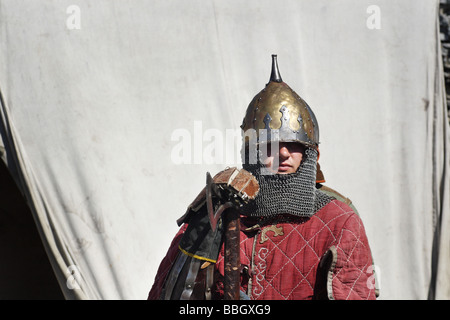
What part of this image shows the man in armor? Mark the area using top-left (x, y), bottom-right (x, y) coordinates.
top-left (148, 55), bottom-right (377, 300)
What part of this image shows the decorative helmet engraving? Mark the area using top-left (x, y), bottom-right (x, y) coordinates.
top-left (241, 55), bottom-right (320, 149)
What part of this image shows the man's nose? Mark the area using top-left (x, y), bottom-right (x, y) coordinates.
top-left (279, 145), bottom-right (290, 159)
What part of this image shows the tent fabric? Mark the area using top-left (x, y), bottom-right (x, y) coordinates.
top-left (0, 0), bottom-right (449, 299)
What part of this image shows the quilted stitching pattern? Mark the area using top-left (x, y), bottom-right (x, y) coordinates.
top-left (148, 200), bottom-right (376, 300)
top-left (216, 200), bottom-right (376, 300)
top-left (331, 209), bottom-right (375, 300)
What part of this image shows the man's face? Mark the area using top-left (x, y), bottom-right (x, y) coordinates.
top-left (261, 142), bottom-right (306, 174)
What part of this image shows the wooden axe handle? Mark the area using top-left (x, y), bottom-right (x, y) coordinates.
top-left (223, 207), bottom-right (240, 300)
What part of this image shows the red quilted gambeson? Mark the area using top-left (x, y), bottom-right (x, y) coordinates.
top-left (148, 199), bottom-right (376, 300)
top-left (213, 199), bottom-right (376, 300)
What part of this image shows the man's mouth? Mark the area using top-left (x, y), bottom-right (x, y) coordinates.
top-left (277, 162), bottom-right (292, 172)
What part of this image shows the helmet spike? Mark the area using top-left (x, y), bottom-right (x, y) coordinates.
top-left (269, 54), bottom-right (282, 83)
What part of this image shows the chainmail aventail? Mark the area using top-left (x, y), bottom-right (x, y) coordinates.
top-left (241, 147), bottom-right (332, 218)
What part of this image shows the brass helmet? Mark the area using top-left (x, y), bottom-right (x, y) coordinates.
top-left (241, 55), bottom-right (320, 150)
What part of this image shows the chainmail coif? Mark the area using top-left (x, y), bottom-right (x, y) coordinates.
top-left (241, 147), bottom-right (332, 218)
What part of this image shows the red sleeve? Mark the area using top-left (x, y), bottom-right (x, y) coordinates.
top-left (147, 225), bottom-right (187, 300)
top-left (331, 213), bottom-right (376, 300)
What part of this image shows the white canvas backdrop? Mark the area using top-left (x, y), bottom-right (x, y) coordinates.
top-left (0, 0), bottom-right (449, 299)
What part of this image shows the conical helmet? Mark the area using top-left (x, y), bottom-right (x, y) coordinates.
top-left (241, 55), bottom-right (320, 149)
